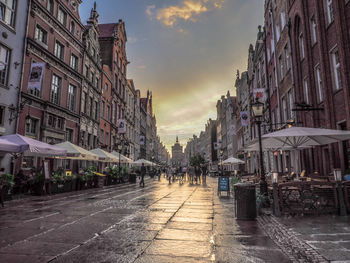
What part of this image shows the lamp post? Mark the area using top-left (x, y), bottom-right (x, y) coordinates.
top-left (117, 143), bottom-right (122, 178)
top-left (251, 98), bottom-right (268, 197)
top-left (220, 149), bottom-right (224, 177)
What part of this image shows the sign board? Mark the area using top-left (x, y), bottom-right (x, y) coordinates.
top-left (240, 112), bottom-right (249, 127)
top-left (218, 177), bottom-right (229, 192)
top-left (65, 171), bottom-right (72, 177)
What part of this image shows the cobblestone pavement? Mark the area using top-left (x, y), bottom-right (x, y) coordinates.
top-left (274, 215), bottom-right (350, 262)
top-left (0, 176), bottom-right (290, 263)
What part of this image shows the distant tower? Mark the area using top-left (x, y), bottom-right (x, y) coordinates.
top-left (172, 136), bottom-right (183, 167)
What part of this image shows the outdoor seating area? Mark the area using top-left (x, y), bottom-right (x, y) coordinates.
top-left (0, 134), bottom-right (159, 206)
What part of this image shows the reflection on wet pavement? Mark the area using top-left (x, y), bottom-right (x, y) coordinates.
top-left (0, 177), bottom-right (291, 263)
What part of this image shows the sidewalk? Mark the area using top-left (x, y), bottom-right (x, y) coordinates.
top-left (272, 214), bottom-right (350, 262)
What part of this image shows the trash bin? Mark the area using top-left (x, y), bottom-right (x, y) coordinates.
top-left (234, 183), bottom-right (256, 220)
top-left (129, 173), bottom-right (137, 183)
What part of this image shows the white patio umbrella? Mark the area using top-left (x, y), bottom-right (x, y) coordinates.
top-left (132, 159), bottom-right (153, 166)
top-left (110, 151), bottom-right (133, 163)
top-left (222, 157), bottom-right (245, 165)
top-left (261, 127), bottom-right (350, 174)
top-left (54, 141), bottom-right (99, 161)
top-left (90, 149), bottom-right (119, 163)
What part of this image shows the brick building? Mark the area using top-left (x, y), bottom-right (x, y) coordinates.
top-left (287, 0), bottom-right (350, 175)
top-left (98, 20), bottom-right (128, 153)
top-left (19, 0), bottom-right (84, 169)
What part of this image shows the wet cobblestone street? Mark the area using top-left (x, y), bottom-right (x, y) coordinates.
top-left (0, 177), bottom-right (290, 263)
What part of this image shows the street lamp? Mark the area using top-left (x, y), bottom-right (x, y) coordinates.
top-left (220, 149), bottom-right (224, 176)
top-left (251, 98), bottom-right (268, 197)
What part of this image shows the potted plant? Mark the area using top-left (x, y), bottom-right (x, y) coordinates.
top-left (0, 173), bottom-right (14, 201)
top-left (71, 174), bottom-right (78, 191)
top-left (85, 166), bottom-right (96, 188)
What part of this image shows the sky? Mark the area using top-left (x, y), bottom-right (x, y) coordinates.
top-left (80, 0), bottom-right (264, 151)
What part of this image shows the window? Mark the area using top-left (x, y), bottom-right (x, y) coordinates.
top-left (66, 128), bottom-right (74, 142)
top-left (100, 129), bottom-right (104, 143)
top-left (85, 65), bottom-right (90, 79)
top-left (331, 49), bottom-right (342, 90)
top-left (115, 52), bottom-right (118, 64)
top-left (299, 33), bottom-right (305, 60)
top-left (50, 74), bottom-right (61, 104)
top-left (91, 47), bottom-right (96, 58)
top-left (106, 132), bottom-right (109, 146)
top-left (0, 106), bottom-right (5, 126)
top-left (315, 65), bottom-right (323, 102)
top-left (276, 24), bottom-right (280, 41)
top-left (288, 90), bottom-right (294, 118)
top-left (311, 16), bottom-right (317, 44)
top-left (282, 97), bottom-right (287, 122)
top-left (34, 25), bottom-right (48, 45)
top-left (325, 0), bottom-right (334, 25)
top-left (279, 55), bottom-right (284, 79)
top-left (0, 44), bottom-right (10, 86)
top-left (67, 84), bottom-right (76, 111)
top-left (95, 101), bottom-right (98, 120)
top-left (284, 44), bottom-right (290, 70)
top-left (0, 0), bottom-right (16, 27)
top-left (303, 78), bottom-right (309, 104)
top-left (57, 7), bottom-right (67, 26)
top-left (280, 12), bottom-right (286, 29)
top-left (47, 0), bottom-right (54, 14)
top-left (70, 21), bottom-right (75, 34)
top-left (89, 97), bottom-right (93, 117)
top-left (54, 41), bottom-right (64, 60)
top-left (101, 101), bottom-right (105, 118)
top-left (107, 105), bottom-right (110, 121)
top-left (91, 72), bottom-right (95, 86)
top-left (82, 91), bottom-right (86, 113)
top-left (105, 83), bottom-right (108, 92)
top-left (70, 54), bottom-right (78, 70)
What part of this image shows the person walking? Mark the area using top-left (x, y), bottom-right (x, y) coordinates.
top-left (140, 163), bottom-right (146, 188)
top-left (201, 164), bottom-right (207, 184)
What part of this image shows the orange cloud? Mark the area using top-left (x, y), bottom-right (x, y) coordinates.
top-left (147, 0), bottom-right (225, 27)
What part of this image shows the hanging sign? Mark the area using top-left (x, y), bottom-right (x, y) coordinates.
top-left (28, 62), bottom-right (45, 93)
top-left (117, 119), bottom-right (126, 134)
top-left (240, 112), bottom-right (249, 127)
top-left (253, 88), bottom-right (266, 102)
top-left (228, 124), bottom-right (236, 136)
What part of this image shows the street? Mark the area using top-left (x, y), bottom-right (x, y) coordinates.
top-left (0, 177), bottom-right (290, 263)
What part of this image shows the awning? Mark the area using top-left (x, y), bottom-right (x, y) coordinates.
top-left (132, 159), bottom-right (154, 166)
top-left (0, 138), bottom-right (22, 153)
top-left (1, 134), bottom-right (66, 157)
top-left (90, 148), bottom-right (119, 162)
top-left (54, 141), bottom-right (99, 161)
top-left (110, 151), bottom-right (133, 163)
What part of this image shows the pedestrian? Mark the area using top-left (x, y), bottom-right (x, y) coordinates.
top-left (140, 163), bottom-right (146, 188)
top-left (201, 164), bottom-right (207, 184)
top-left (195, 166), bottom-right (201, 184)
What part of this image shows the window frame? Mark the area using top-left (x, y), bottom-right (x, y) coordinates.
top-left (0, 43), bottom-right (11, 87)
top-left (50, 74), bottom-right (62, 105)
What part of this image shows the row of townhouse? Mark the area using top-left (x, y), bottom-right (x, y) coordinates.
top-left (184, 92), bottom-right (238, 171)
top-left (0, 0), bottom-right (169, 172)
top-left (236, 0), bottom-right (350, 176)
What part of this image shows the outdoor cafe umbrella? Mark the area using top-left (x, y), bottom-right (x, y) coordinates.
top-left (90, 149), bottom-right (119, 163)
top-left (1, 134), bottom-right (66, 157)
top-left (222, 157), bottom-right (245, 165)
top-left (261, 127), bottom-right (350, 174)
top-left (0, 138), bottom-right (22, 153)
top-left (54, 141), bottom-right (99, 161)
top-left (110, 151), bottom-right (133, 163)
top-left (132, 159), bottom-right (153, 166)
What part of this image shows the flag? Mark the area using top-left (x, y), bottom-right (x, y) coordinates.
top-left (253, 88), bottom-right (266, 102)
top-left (28, 63), bottom-right (45, 93)
top-left (117, 119), bottom-right (126, 134)
top-left (240, 112), bottom-right (249, 127)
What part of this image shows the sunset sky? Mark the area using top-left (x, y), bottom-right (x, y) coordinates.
top-left (80, 0), bottom-right (264, 151)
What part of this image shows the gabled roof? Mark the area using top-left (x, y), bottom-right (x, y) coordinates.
top-left (98, 23), bottom-right (117, 38)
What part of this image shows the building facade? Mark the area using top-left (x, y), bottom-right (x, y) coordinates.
top-left (171, 136), bottom-right (183, 167)
top-left (0, 0), bottom-right (29, 172)
top-left (18, 0), bottom-right (84, 169)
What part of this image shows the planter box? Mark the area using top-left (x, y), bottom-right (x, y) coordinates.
top-left (32, 182), bottom-right (44, 196)
top-left (129, 173), bottom-right (137, 183)
top-left (64, 181), bottom-right (72, 192)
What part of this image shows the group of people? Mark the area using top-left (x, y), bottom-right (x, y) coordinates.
top-left (165, 164), bottom-right (208, 185)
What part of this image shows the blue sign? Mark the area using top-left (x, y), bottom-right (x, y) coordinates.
top-left (218, 177), bottom-right (229, 191)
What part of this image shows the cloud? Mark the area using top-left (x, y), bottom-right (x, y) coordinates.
top-left (148, 0), bottom-right (225, 28)
top-left (146, 5), bottom-right (155, 18)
